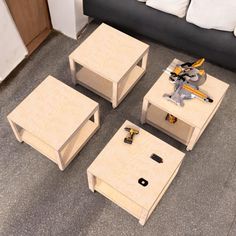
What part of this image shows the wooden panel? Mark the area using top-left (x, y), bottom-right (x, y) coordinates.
top-left (20, 129), bottom-right (57, 163)
top-left (76, 65), bottom-right (145, 105)
top-left (187, 94), bottom-right (226, 151)
top-left (19, 113), bottom-right (99, 169)
top-left (88, 120), bottom-right (185, 211)
top-left (6, 0), bottom-right (51, 54)
top-left (8, 76), bottom-right (100, 170)
top-left (95, 178), bottom-right (142, 219)
top-left (70, 23), bottom-right (149, 82)
top-left (60, 120), bottom-right (99, 166)
top-left (76, 67), bottom-right (113, 101)
top-left (117, 65), bottom-right (145, 102)
top-left (7, 76), bottom-right (98, 150)
top-left (26, 28), bottom-right (51, 55)
top-left (70, 23), bottom-right (149, 108)
top-left (147, 163), bottom-right (182, 219)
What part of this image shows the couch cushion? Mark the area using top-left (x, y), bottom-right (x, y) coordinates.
top-left (146, 0), bottom-right (190, 18)
top-left (186, 0), bottom-right (236, 32)
top-left (84, 0), bottom-right (236, 70)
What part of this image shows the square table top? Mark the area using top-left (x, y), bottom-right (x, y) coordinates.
top-left (8, 76), bottom-right (98, 150)
top-left (69, 23), bottom-right (149, 83)
top-left (88, 120), bottom-right (185, 210)
top-left (144, 59), bottom-right (229, 128)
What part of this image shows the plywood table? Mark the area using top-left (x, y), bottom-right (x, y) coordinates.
top-left (141, 59), bottom-right (229, 151)
top-left (7, 76), bottom-right (100, 171)
top-left (87, 120), bottom-right (185, 225)
top-left (69, 23), bottom-right (149, 108)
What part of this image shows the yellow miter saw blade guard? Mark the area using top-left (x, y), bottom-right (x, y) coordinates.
top-left (192, 58), bottom-right (205, 68)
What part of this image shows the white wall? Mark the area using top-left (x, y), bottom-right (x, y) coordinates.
top-left (47, 0), bottom-right (88, 39)
top-left (0, 0), bottom-right (27, 82)
top-left (47, 0), bottom-right (76, 39)
top-left (75, 0), bottom-right (88, 34)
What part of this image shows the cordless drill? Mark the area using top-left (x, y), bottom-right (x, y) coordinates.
top-left (124, 127), bottom-right (139, 144)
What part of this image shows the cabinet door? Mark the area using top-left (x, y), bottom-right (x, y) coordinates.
top-left (6, 0), bottom-right (51, 54)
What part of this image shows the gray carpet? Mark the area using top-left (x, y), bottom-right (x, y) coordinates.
top-left (0, 22), bottom-right (236, 236)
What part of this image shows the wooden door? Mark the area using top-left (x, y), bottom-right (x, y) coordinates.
top-left (6, 0), bottom-right (51, 54)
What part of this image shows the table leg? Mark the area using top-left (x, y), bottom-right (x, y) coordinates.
top-left (87, 171), bottom-right (95, 192)
top-left (8, 119), bottom-right (22, 142)
top-left (139, 208), bottom-right (149, 226)
top-left (141, 98), bottom-right (149, 124)
top-left (187, 127), bottom-right (201, 151)
top-left (112, 82), bottom-right (118, 108)
top-left (55, 151), bottom-right (65, 171)
top-left (141, 50), bottom-right (149, 70)
top-left (94, 107), bottom-right (100, 126)
top-left (69, 57), bottom-right (77, 85)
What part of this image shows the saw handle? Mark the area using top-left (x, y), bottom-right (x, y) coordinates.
top-left (204, 97), bottom-right (213, 103)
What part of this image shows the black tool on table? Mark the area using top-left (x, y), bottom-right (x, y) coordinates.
top-left (138, 178), bottom-right (148, 187)
top-left (150, 154), bottom-right (163, 163)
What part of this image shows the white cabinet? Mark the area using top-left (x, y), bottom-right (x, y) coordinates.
top-left (47, 0), bottom-right (88, 39)
top-left (0, 0), bottom-right (27, 82)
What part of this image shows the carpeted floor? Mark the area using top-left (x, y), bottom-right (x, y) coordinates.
top-left (0, 22), bottom-right (236, 236)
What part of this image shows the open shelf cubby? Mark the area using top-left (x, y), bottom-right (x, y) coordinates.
top-left (20, 119), bottom-right (99, 166)
top-left (146, 105), bottom-right (194, 145)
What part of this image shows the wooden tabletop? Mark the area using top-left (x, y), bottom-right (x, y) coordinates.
top-left (8, 76), bottom-right (98, 150)
top-left (88, 120), bottom-right (185, 210)
top-left (145, 59), bottom-right (229, 128)
top-left (69, 23), bottom-right (149, 82)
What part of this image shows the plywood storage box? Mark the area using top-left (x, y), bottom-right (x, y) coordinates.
top-left (7, 76), bottom-right (99, 170)
top-left (141, 59), bottom-right (229, 151)
top-left (87, 120), bottom-right (185, 225)
top-left (69, 23), bottom-right (149, 108)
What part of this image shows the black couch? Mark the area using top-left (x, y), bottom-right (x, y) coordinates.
top-left (83, 0), bottom-right (236, 71)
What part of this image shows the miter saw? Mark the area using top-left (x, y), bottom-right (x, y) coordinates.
top-left (163, 58), bottom-right (214, 106)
